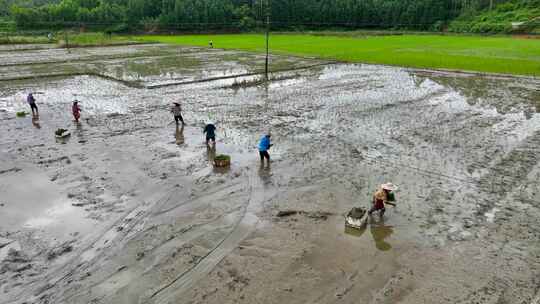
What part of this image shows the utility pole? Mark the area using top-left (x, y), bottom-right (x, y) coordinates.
top-left (489, 0), bottom-right (493, 10)
top-left (64, 31), bottom-right (70, 53)
top-left (264, 0), bottom-right (270, 80)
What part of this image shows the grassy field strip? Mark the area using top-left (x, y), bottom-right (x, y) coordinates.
top-left (136, 34), bottom-right (540, 76)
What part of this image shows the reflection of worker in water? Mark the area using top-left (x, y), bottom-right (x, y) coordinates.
top-left (258, 133), bottom-right (273, 166)
top-left (31, 117), bottom-right (41, 129)
top-left (258, 162), bottom-right (272, 186)
top-left (75, 119), bottom-right (85, 143)
top-left (27, 93), bottom-right (38, 116)
top-left (370, 219), bottom-right (394, 251)
top-left (204, 123), bottom-right (216, 146)
top-left (175, 123), bottom-right (184, 145)
top-left (171, 102), bottom-right (184, 125)
top-left (207, 142), bottom-right (216, 161)
top-left (368, 183), bottom-right (397, 218)
top-left (72, 100), bottom-right (82, 123)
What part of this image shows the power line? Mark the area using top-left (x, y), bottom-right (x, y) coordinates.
top-left (0, 20), bottom-right (538, 27)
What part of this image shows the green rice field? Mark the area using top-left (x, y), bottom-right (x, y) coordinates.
top-left (137, 34), bottom-right (540, 76)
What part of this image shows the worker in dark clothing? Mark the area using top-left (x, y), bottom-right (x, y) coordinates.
top-left (27, 93), bottom-right (38, 116)
top-left (204, 123), bottom-right (216, 146)
top-left (171, 102), bottom-right (184, 125)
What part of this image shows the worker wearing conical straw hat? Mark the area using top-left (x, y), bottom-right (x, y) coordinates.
top-left (368, 183), bottom-right (398, 218)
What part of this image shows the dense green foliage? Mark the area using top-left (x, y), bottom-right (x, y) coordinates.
top-left (9, 0), bottom-right (127, 29)
top-left (3, 0), bottom-right (539, 33)
top-left (137, 33), bottom-right (540, 76)
top-left (0, 0), bottom-right (58, 16)
top-left (449, 0), bottom-right (540, 33)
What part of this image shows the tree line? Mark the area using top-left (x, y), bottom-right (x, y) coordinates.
top-left (4, 0), bottom-right (539, 32)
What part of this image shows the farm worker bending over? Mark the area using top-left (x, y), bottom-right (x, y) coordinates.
top-left (72, 100), bottom-right (81, 123)
top-left (27, 93), bottom-right (38, 116)
top-left (204, 123), bottom-right (216, 146)
top-left (258, 133), bottom-right (272, 166)
top-left (171, 102), bottom-right (184, 125)
top-left (368, 183), bottom-right (397, 218)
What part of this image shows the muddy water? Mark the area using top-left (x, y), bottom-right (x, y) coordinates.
top-left (0, 44), bottom-right (329, 87)
top-left (1, 44), bottom-right (539, 304)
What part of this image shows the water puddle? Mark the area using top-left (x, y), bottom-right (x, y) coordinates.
top-left (0, 161), bottom-right (97, 239)
top-left (343, 218), bottom-right (395, 251)
top-left (23, 199), bottom-right (95, 236)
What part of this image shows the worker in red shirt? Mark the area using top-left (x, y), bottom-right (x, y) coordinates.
top-left (72, 100), bottom-right (82, 123)
top-left (368, 183), bottom-right (397, 218)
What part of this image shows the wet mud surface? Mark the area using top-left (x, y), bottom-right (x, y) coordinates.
top-left (0, 44), bottom-right (329, 87)
top-left (1, 44), bottom-right (540, 304)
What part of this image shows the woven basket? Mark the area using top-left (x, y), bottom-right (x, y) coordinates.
top-left (214, 155), bottom-right (231, 167)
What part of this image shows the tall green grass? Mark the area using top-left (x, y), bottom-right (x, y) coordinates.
top-left (0, 32), bottom-right (143, 46)
top-left (0, 35), bottom-right (51, 44)
top-left (62, 33), bottom-right (142, 47)
top-left (137, 34), bottom-right (540, 76)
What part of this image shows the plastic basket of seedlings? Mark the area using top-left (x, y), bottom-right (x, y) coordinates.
top-left (345, 207), bottom-right (368, 229)
top-left (55, 128), bottom-right (71, 139)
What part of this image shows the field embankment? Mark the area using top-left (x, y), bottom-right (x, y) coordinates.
top-left (137, 33), bottom-right (540, 76)
top-left (0, 32), bottom-right (144, 47)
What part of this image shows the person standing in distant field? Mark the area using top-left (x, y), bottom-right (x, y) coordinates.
top-left (258, 133), bottom-right (272, 166)
top-left (204, 123), bottom-right (216, 146)
top-left (27, 93), bottom-right (38, 116)
top-left (171, 102), bottom-right (184, 125)
top-left (72, 100), bottom-right (82, 123)
top-left (209, 40), bottom-right (213, 48)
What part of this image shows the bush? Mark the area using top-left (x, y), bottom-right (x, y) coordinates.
top-left (105, 23), bottom-right (130, 35)
top-left (449, 3), bottom-right (539, 34)
top-left (431, 20), bottom-right (444, 31)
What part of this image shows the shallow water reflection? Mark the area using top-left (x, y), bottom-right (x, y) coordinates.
top-left (258, 164), bottom-right (272, 186)
top-left (74, 121), bottom-right (87, 143)
top-left (344, 225), bottom-right (367, 237)
top-left (206, 143), bottom-right (216, 161)
top-left (31, 116), bottom-right (41, 129)
top-left (175, 124), bottom-right (184, 145)
top-left (343, 217), bottom-right (394, 251)
top-left (370, 218), bottom-right (394, 251)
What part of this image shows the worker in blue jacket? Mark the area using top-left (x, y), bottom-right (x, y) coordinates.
top-left (258, 133), bottom-right (272, 166)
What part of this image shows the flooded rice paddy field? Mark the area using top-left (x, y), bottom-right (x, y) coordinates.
top-left (0, 44), bottom-right (327, 87)
top-left (1, 44), bottom-right (540, 304)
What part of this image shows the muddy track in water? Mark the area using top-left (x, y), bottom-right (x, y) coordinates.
top-left (149, 169), bottom-right (276, 303)
top-left (0, 53), bottom-right (172, 68)
top-left (15, 186), bottom-right (176, 303)
top-left (46, 166), bottom-right (266, 303)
